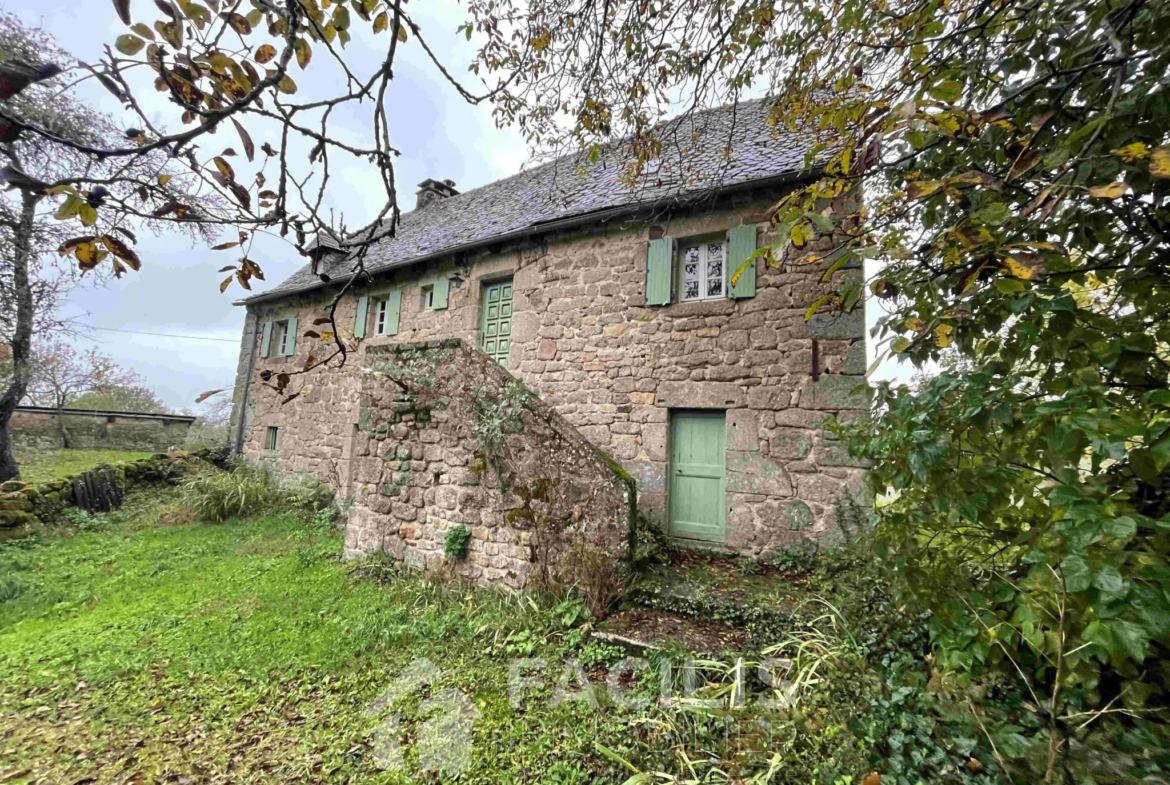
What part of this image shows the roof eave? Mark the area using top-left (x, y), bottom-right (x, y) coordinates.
top-left (234, 167), bottom-right (818, 308)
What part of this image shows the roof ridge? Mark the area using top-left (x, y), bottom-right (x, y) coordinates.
top-left (398, 96), bottom-right (775, 220)
top-left (244, 97), bottom-right (806, 305)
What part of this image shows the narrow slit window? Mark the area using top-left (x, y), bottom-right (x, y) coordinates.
top-left (678, 241), bottom-right (727, 302)
top-left (420, 284), bottom-right (435, 310)
top-left (264, 426), bottom-right (278, 451)
top-left (374, 298), bottom-right (389, 335)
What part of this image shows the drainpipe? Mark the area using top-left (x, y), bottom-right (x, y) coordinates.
top-left (232, 311), bottom-right (259, 455)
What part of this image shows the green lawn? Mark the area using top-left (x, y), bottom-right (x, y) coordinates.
top-left (19, 449), bottom-right (155, 485)
top-left (1, 490), bottom-right (867, 785)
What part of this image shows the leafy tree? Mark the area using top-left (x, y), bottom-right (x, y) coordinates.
top-left (460, 0), bottom-right (1170, 778)
top-left (758, 0), bottom-right (1167, 779)
top-left (24, 340), bottom-right (152, 448)
top-left (70, 384), bottom-right (171, 414)
top-left (0, 13), bottom-right (216, 480)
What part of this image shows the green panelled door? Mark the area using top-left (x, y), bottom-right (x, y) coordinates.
top-left (480, 279), bottom-right (513, 367)
top-left (669, 411), bottom-right (727, 543)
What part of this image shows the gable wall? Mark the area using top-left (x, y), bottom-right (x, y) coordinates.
top-left (235, 187), bottom-right (869, 557)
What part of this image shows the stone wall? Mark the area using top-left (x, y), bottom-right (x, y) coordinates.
top-left (9, 410), bottom-right (194, 453)
top-left (344, 340), bottom-right (632, 593)
top-left (236, 186), bottom-right (868, 558)
top-left (0, 451), bottom-right (208, 533)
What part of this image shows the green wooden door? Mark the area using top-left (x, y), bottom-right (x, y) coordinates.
top-left (669, 411), bottom-right (727, 543)
top-left (480, 279), bottom-right (513, 367)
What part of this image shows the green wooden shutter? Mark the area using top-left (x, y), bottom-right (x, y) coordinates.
top-left (645, 237), bottom-right (674, 306)
top-left (354, 295), bottom-right (369, 339)
top-left (433, 278), bottom-right (449, 310)
top-left (727, 225), bottom-right (758, 300)
top-left (385, 290), bottom-right (402, 335)
top-left (260, 321), bottom-right (273, 358)
top-left (283, 316), bottom-right (297, 356)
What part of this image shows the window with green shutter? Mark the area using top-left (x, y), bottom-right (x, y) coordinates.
top-left (727, 225), bottom-right (758, 299)
top-left (260, 316), bottom-right (298, 358)
top-left (645, 237), bottom-right (675, 306)
top-left (270, 320), bottom-right (287, 356)
top-left (677, 240), bottom-right (727, 302)
top-left (432, 278), bottom-right (449, 310)
top-left (281, 316), bottom-right (297, 356)
top-left (374, 291), bottom-right (401, 336)
top-left (260, 320), bottom-right (273, 358)
top-left (419, 278), bottom-right (450, 311)
top-left (354, 295), bottom-right (369, 339)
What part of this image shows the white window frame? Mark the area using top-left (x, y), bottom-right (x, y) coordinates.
top-left (271, 320), bottom-right (289, 354)
top-left (264, 425), bottom-right (278, 451)
top-left (420, 284), bottom-right (435, 311)
top-left (374, 297), bottom-right (389, 336)
top-left (678, 240), bottom-right (728, 302)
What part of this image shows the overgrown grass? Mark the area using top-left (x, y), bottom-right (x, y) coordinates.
top-left (18, 448), bottom-right (154, 484)
top-left (0, 489), bottom-right (736, 783)
top-left (0, 488), bottom-right (1002, 785)
top-left (181, 462), bottom-right (278, 523)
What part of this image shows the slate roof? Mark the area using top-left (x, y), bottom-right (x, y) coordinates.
top-left (244, 98), bottom-right (818, 304)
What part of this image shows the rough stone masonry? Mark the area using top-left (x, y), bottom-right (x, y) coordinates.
top-left (228, 99), bottom-right (869, 581)
top-left (345, 340), bottom-right (632, 592)
top-left (230, 193), bottom-right (867, 560)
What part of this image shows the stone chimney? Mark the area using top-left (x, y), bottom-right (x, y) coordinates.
top-left (416, 178), bottom-right (459, 209)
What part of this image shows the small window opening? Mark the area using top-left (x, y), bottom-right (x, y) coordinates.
top-left (374, 298), bottom-right (390, 335)
top-left (271, 320), bottom-right (289, 353)
top-left (678, 241), bottom-right (727, 302)
top-left (420, 284), bottom-right (435, 310)
top-left (264, 426), bottom-right (279, 451)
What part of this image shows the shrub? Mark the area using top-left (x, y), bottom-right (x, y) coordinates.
top-left (182, 465), bottom-right (276, 523)
top-left (444, 524), bottom-right (471, 561)
top-left (278, 472), bottom-right (336, 512)
top-left (555, 532), bottom-right (624, 621)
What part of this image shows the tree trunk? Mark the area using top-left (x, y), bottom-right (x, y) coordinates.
top-left (55, 397), bottom-right (70, 449)
top-left (0, 187), bottom-right (39, 482)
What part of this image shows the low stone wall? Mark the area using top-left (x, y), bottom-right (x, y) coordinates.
top-left (345, 340), bottom-right (634, 601)
top-left (0, 451), bottom-right (207, 530)
top-left (9, 409), bottom-right (194, 453)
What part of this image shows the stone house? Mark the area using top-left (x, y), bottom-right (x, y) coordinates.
top-left (227, 99), bottom-right (868, 586)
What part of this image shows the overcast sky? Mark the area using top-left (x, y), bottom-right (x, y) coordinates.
top-left (12, 1), bottom-right (909, 414)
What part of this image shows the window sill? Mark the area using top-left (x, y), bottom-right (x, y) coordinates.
top-left (659, 298), bottom-right (737, 316)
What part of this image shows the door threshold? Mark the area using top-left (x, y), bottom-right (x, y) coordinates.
top-left (668, 536), bottom-right (735, 555)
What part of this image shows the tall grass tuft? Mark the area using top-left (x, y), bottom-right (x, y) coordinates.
top-left (182, 462), bottom-right (277, 523)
